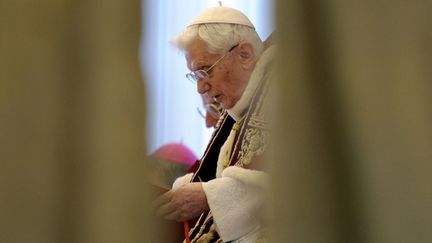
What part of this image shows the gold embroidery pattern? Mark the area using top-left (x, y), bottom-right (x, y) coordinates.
top-left (236, 124), bottom-right (269, 167)
top-left (193, 224), bottom-right (216, 243)
top-left (236, 76), bottom-right (271, 167)
top-left (214, 112), bottom-right (227, 130)
top-left (248, 117), bottom-right (267, 130)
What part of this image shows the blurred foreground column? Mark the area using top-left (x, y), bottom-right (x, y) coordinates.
top-left (272, 1), bottom-right (432, 242)
top-left (0, 0), bottom-right (150, 242)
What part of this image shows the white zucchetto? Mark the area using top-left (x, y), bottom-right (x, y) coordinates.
top-left (187, 6), bottom-right (255, 29)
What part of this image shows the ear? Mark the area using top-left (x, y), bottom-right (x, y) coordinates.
top-left (236, 42), bottom-right (255, 70)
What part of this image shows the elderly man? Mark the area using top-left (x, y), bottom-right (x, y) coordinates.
top-left (155, 6), bottom-right (274, 242)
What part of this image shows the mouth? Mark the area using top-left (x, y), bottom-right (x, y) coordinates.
top-left (213, 95), bottom-right (222, 103)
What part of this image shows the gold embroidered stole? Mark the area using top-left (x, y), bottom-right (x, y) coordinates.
top-left (188, 56), bottom-right (273, 243)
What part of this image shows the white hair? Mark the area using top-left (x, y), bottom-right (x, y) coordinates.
top-left (171, 24), bottom-right (264, 57)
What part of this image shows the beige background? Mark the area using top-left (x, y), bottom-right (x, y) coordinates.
top-left (0, 0), bottom-right (150, 242)
top-left (272, 1), bottom-right (432, 243)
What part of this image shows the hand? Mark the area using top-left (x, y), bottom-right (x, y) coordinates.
top-left (153, 182), bottom-right (209, 222)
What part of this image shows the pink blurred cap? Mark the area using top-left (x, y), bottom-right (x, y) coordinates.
top-left (152, 143), bottom-right (197, 166)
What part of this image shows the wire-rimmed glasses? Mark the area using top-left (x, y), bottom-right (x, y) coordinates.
top-left (186, 43), bottom-right (239, 83)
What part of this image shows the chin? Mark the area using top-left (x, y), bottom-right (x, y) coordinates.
top-left (221, 98), bottom-right (238, 110)
top-left (221, 103), bottom-right (233, 110)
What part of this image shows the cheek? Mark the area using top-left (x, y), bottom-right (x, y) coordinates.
top-left (215, 66), bottom-right (236, 94)
top-left (217, 64), bottom-right (232, 76)
top-left (221, 69), bottom-right (235, 87)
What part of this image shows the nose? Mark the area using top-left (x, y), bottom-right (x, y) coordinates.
top-left (197, 80), bottom-right (210, 94)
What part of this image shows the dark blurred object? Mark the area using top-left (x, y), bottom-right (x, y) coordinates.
top-left (148, 183), bottom-right (185, 243)
top-left (0, 0), bottom-right (148, 242)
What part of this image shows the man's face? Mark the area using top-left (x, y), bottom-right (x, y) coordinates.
top-left (185, 38), bottom-right (251, 110)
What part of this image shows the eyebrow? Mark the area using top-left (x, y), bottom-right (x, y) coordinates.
top-left (198, 65), bottom-right (211, 70)
top-left (191, 61), bottom-right (209, 71)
